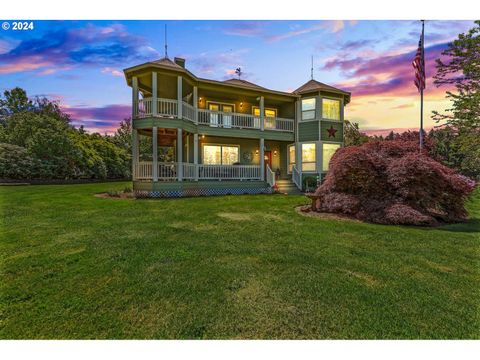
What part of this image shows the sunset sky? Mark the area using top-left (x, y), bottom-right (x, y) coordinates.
top-left (0, 20), bottom-right (475, 135)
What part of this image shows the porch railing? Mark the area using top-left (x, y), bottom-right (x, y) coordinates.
top-left (182, 102), bottom-right (195, 122)
top-left (198, 164), bottom-right (261, 180)
top-left (266, 164), bottom-right (276, 188)
top-left (134, 162), bottom-right (262, 181)
top-left (134, 98), bottom-right (294, 132)
top-left (292, 165), bottom-right (302, 190)
top-left (182, 162), bottom-right (196, 180)
top-left (157, 98), bottom-right (178, 118)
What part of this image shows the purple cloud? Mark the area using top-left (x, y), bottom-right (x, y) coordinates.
top-left (0, 23), bottom-right (159, 75)
top-left (326, 42), bottom-right (451, 97)
top-left (64, 104), bottom-right (131, 133)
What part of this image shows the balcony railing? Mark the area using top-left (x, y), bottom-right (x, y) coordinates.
top-left (134, 162), bottom-right (262, 181)
top-left (133, 97), bottom-right (294, 133)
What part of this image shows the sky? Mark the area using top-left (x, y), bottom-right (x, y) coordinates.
top-left (0, 20), bottom-right (475, 135)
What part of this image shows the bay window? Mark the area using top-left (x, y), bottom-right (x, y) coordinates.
top-left (301, 143), bottom-right (316, 171)
top-left (301, 98), bottom-right (316, 120)
top-left (322, 98), bottom-right (340, 120)
top-left (203, 144), bottom-right (239, 165)
top-left (322, 143), bottom-right (341, 171)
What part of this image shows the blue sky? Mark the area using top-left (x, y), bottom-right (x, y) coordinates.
top-left (0, 20), bottom-right (475, 134)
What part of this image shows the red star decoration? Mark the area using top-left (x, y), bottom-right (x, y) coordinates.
top-left (327, 126), bottom-right (337, 138)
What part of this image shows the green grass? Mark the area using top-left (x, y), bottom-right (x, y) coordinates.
top-left (1, 183), bottom-right (479, 339)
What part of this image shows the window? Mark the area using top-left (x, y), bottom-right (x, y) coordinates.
top-left (322, 143), bottom-right (341, 171)
top-left (203, 144), bottom-right (239, 165)
top-left (301, 98), bottom-right (316, 120)
top-left (322, 99), bottom-right (340, 120)
top-left (301, 143), bottom-right (316, 171)
top-left (288, 145), bottom-right (296, 173)
top-left (253, 107), bottom-right (277, 129)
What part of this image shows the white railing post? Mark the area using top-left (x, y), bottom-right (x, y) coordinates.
top-left (193, 86), bottom-right (198, 125)
top-left (260, 138), bottom-right (265, 181)
top-left (177, 76), bottom-right (183, 119)
top-left (193, 133), bottom-right (199, 181)
top-left (152, 72), bottom-right (157, 116)
top-left (260, 96), bottom-right (265, 131)
top-left (152, 127), bottom-right (158, 181)
top-left (177, 128), bottom-right (183, 181)
top-left (132, 128), bottom-right (139, 180)
top-left (132, 76), bottom-right (138, 118)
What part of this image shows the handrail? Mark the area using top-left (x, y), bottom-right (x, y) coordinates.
top-left (292, 165), bottom-right (302, 190)
top-left (266, 164), bottom-right (276, 188)
top-left (134, 100), bottom-right (295, 132)
top-left (134, 162), bottom-right (262, 181)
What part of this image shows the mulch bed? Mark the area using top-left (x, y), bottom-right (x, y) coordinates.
top-left (295, 205), bottom-right (363, 223)
top-left (94, 192), bottom-right (135, 200)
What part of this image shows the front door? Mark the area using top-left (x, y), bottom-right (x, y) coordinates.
top-left (264, 151), bottom-right (272, 177)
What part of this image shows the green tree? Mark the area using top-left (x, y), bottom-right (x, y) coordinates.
top-left (343, 120), bottom-right (369, 146)
top-left (432, 20), bottom-right (480, 179)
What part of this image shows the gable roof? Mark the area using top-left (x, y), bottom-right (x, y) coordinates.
top-left (151, 57), bottom-right (185, 69)
top-left (294, 79), bottom-right (350, 98)
top-left (222, 78), bottom-right (266, 90)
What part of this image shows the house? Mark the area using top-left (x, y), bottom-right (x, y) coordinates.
top-left (123, 56), bottom-right (350, 197)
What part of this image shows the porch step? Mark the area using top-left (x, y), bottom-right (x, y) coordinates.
top-left (275, 179), bottom-right (302, 195)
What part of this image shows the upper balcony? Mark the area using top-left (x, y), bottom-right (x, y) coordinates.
top-left (134, 97), bottom-right (295, 133)
top-left (125, 57), bottom-right (297, 139)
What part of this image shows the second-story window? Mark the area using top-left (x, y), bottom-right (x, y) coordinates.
top-left (322, 99), bottom-right (341, 120)
top-left (301, 98), bottom-right (316, 120)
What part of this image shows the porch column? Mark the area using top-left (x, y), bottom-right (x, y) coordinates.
top-left (177, 76), bottom-right (183, 119)
top-left (316, 92), bottom-right (322, 120)
top-left (260, 96), bottom-right (265, 131)
top-left (193, 86), bottom-right (198, 124)
top-left (260, 138), bottom-right (265, 181)
top-left (132, 128), bottom-right (139, 180)
top-left (152, 126), bottom-right (158, 181)
top-left (193, 133), bottom-right (199, 181)
top-left (132, 76), bottom-right (138, 119)
top-left (152, 72), bottom-right (157, 116)
top-left (177, 128), bottom-right (183, 181)
top-left (296, 142), bottom-right (302, 178)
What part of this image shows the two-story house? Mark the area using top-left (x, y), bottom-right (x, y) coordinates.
top-left (124, 56), bottom-right (350, 198)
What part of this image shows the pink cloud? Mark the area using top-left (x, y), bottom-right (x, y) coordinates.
top-left (329, 42), bottom-right (454, 98)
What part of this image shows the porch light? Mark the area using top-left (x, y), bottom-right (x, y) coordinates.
top-left (255, 149), bottom-right (259, 155)
top-left (201, 134), bottom-right (205, 139)
top-left (240, 102), bottom-right (243, 109)
top-left (199, 97), bottom-right (203, 104)
top-left (273, 150), bottom-right (278, 157)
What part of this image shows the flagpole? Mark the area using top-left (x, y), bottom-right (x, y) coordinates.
top-left (419, 20), bottom-right (425, 150)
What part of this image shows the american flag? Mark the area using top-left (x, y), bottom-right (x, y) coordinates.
top-left (412, 37), bottom-right (425, 91)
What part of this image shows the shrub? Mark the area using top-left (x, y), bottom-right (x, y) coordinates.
top-left (0, 143), bottom-right (37, 179)
top-left (313, 140), bottom-right (476, 225)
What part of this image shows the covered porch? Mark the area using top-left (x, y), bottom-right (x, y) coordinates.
top-left (132, 129), bottom-right (289, 188)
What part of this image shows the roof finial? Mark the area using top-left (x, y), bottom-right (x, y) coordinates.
top-left (164, 24), bottom-right (168, 59)
top-left (311, 55), bottom-right (314, 80)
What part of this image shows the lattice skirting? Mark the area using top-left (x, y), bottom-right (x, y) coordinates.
top-left (135, 186), bottom-right (273, 198)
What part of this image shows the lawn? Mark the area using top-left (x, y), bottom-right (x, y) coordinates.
top-left (1, 182), bottom-right (479, 339)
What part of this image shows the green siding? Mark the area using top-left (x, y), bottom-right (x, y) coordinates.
top-left (320, 120), bottom-right (343, 142)
top-left (298, 121), bottom-right (319, 142)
